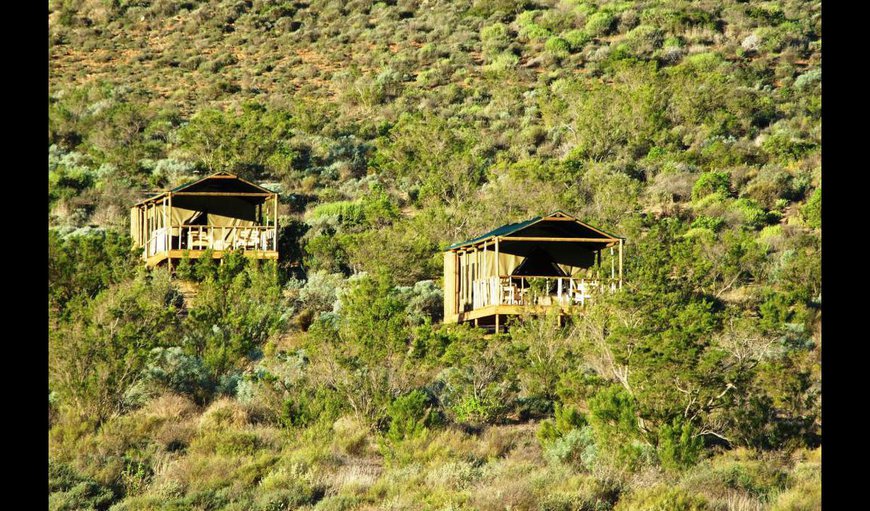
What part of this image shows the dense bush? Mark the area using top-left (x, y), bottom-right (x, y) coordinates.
top-left (49, 270), bottom-right (182, 424)
top-left (49, 0), bottom-right (821, 507)
top-left (386, 389), bottom-right (440, 441)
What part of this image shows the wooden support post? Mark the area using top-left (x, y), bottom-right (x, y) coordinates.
top-left (474, 246), bottom-right (479, 309)
top-left (461, 252), bottom-right (466, 309)
top-left (139, 206), bottom-right (144, 257)
top-left (146, 203), bottom-right (151, 257)
top-left (273, 193), bottom-right (278, 251)
top-left (163, 197), bottom-right (169, 260)
top-left (168, 193), bottom-right (173, 250)
top-left (495, 314), bottom-right (500, 334)
top-left (454, 252), bottom-right (460, 315)
top-left (167, 196), bottom-right (173, 271)
top-left (610, 247), bottom-right (615, 281)
top-left (483, 243), bottom-right (488, 305)
top-left (596, 250), bottom-right (601, 278)
top-left (495, 237), bottom-right (500, 304)
top-left (618, 239), bottom-right (623, 289)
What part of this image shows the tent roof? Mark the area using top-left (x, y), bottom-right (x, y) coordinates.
top-left (447, 210), bottom-right (622, 250)
top-left (135, 172), bottom-right (275, 206)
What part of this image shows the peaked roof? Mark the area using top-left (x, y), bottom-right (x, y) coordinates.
top-left (169, 172), bottom-right (274, 194)
top-left (135, 172), bottom-right (275, 205)
top-left (447, 210), bottom-right (621, 250)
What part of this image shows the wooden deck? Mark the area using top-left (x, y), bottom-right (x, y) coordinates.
top-left (145, 249), bottom-right (279, 268)
top-left (447, 276), bottom-right (620, 331)
top-left (455, 303), bottom-right (577, 322)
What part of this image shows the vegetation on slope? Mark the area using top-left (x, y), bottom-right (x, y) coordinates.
top-left (49, 0), bottom-right (820, 509)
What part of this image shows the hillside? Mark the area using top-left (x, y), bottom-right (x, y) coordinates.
top-left (48, 1), bottom-right (821, 510)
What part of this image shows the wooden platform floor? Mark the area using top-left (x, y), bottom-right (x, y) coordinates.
top-left (145, 249), bottom-right (279, 268)
top-left (456, 303), bottom-right (580, 322)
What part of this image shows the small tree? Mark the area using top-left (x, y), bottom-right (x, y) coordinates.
top-left (657, 416), bottom-right (704, 471)
top-left (308, 273), bottom-right (417, 426)
top-left (49, 270), bottom-right (181, 424)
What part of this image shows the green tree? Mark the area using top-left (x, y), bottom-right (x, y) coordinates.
top-left (177, 102), bottom-right (295, 180)
top-left (182, 255), bottom-right (288, 383)
top-left (308, 273), bottom-right (417, 425)
top-left (49, 270), bottom-right (181, 424)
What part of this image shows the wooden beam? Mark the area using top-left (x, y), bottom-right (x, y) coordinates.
top-left (172, 192), bottom-right (274, 197)
top-left (500, 236), bottom-right (620, 243)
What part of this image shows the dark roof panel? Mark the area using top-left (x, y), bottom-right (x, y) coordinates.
top-left (447, 215), bottom-right (542, 249)
top-left (447, 210), bottom-right (621, 250)
top-left (136, 172), bottom-right (275, 205)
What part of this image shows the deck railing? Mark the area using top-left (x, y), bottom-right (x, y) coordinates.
top-left (145, 225), bottom-right (276, 258)
top-left (471, 276), bottom-right (619, 309)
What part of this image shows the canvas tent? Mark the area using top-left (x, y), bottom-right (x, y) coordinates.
top-left (130, 172), bottom-right (279, 266)
top-left (443, 211), bottom-right (624, 326)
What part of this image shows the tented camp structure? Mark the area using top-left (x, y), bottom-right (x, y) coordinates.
top-left (130, 172), bottom-right (279, 267)
top-left (443, 211), bottom-right (623, 332)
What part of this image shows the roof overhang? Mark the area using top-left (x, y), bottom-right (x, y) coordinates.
top-left (448, 211), bottom-right (623, 253)
top-left (133, 172), bottom-right (277, 207)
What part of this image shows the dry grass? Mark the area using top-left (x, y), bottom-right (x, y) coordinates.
top-left (198, 397), bottom-right (251, 431)
top-left (327, 459), bottom-right (382, 496)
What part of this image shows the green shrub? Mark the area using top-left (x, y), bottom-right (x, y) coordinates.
top-left (624, 24), bottom-right (663, 54)
top-left (762, 131), bottom-right (817, 162)
top-left (729, 198), bottom-right (772, 229)
top-left (484, 52), bottom-right (520, 74)
top-left (142, 347), bottom-right (212, 403)
top-left (280, 387), bottom-right (347, 429)
top-left (543, 427), bottom-right (596, 469)
top-left (657, 417), bottom-right (704, 471)
top-left (48, 228), bottom-right (138, 312)
top-left (395, 280), bottom-right (444, 324)
top-left (386, 390), bottom-right (439, 441)
top-left (537, 403), bottom-right (587, 446)
top-left (562, 29), bottom-right (590, 52)
top-left (801, 187), bottom-right (820, 229)
top-left (481, 22), bottom-right (511, 55)
top-left (585, 12), bottom-right (615, 36)
top-left (691, 172), bottom-right (731, 201)
top-left (49, 461), bottom-right (117, 511)
top-left (50, 271), bottom-right (182, 423)
top-left (183, 259), bottom-right (287, 381)
top-left (439, 333), bottom-right (519, 425)
top-left (519, 22), bottom-right (551, 41)
top-left (615, 486), bottom-right (709, 511)
top-left (588, 386), bottom-right (646, 468)
top-left (545, 37), bottom-right (571, 57)
top-left (690, 215), bottom-right (724, 232)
